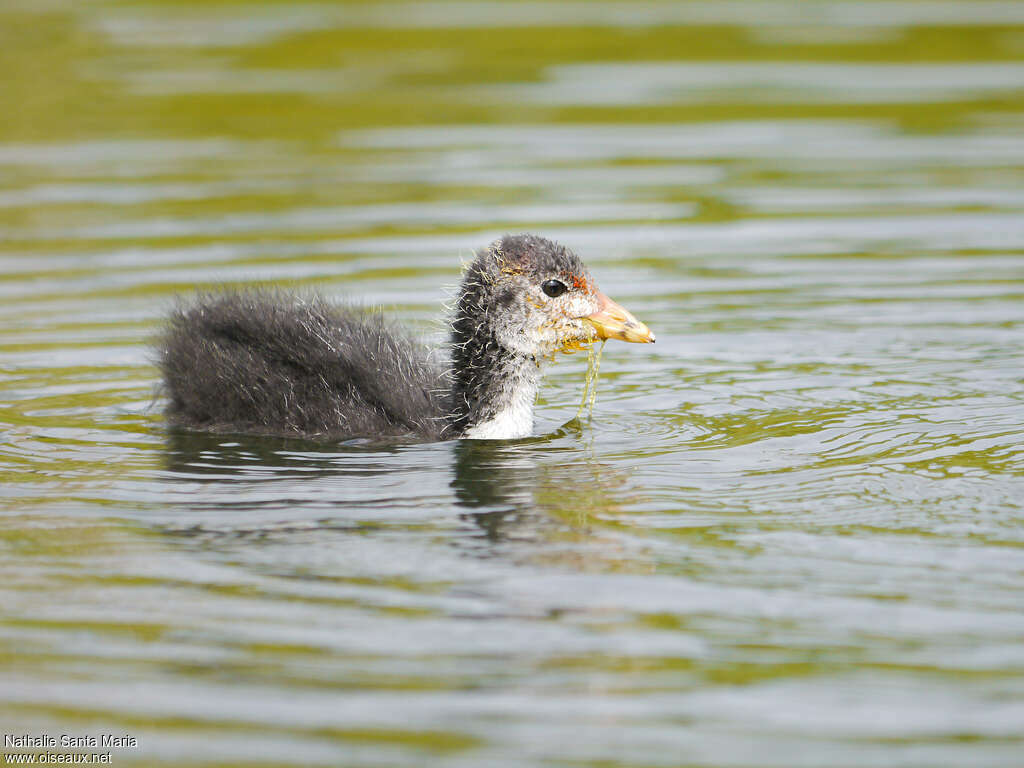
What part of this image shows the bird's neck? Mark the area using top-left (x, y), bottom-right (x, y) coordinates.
top-left (447, 327), bottom-right (542, 440)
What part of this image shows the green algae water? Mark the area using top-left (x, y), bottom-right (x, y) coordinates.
top-left (2, 1), bottom-right (1024, 766)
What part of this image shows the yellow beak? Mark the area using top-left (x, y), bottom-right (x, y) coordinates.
top-left (584, 291), bottom-right (655, 344)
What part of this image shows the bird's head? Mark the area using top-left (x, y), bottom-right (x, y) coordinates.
top-left (454, 234), bottom-right (655, 360)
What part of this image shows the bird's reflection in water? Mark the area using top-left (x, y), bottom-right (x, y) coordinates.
top-left (160, 423), bottom-right (641, 567)
top-left (450, 418), bottom-right (588, 510)
top-left (450, 419), bottom-right (639, 560)
top-left (450, 438), bottom-right (540, 542)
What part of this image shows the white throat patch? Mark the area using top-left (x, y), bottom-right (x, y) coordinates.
top-left (462, 377), bottom-right (538, 440)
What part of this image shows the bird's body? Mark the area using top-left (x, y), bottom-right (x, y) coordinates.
top-left (160, 293), bottom-right (452, 440)
top-left (158, 235), bottom-right (653, 441)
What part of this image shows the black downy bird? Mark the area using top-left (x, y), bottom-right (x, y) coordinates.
top-left (159, 234), bottom-right (654, 441)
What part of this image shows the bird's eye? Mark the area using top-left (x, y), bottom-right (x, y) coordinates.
top-left (541, 279), bottom-right (568, 298)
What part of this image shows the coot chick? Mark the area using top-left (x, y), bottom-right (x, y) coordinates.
top-left (159, 234), bottom-right (654, 441)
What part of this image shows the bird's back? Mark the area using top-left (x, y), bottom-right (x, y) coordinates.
top-left (158, 291), bottom-right (449, 440)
